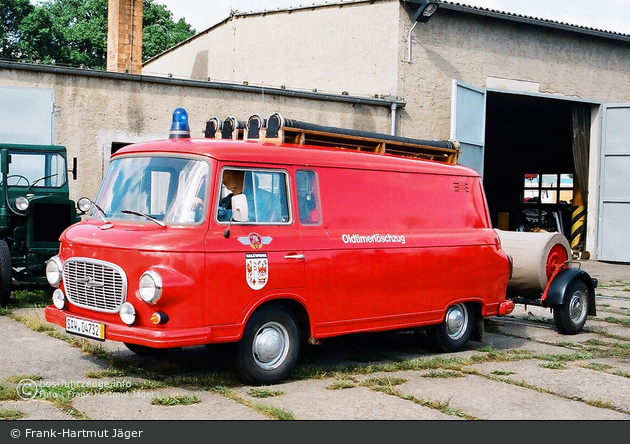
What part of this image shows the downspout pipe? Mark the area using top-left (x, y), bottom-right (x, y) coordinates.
top-left (407, 21), bottom-right (419, 63)
top-left (390, 102), bottom-right (398, 136)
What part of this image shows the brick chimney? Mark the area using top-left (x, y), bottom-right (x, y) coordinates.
top-left (107, 0), bottom-right (143, 74)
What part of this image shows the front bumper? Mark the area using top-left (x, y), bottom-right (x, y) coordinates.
top-left (44, 306), bottom-right (213, 348)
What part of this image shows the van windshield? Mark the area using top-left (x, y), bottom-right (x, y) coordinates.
top-left (92, 156), bottom-right (209, 225)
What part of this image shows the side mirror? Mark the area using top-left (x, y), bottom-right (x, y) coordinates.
top-left (0, 149), bottom-right (9, 175)
top-left (231, 193), bottom-right (249, 222)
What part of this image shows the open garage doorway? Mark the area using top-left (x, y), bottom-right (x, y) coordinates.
top-left (481, 92), bottom-right (591, 254)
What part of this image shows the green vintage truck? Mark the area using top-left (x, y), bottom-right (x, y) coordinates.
top-left (0, 143), bottom-right (84, 306)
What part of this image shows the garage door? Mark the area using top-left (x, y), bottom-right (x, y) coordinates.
top-left (598, 105), bottom-right (630, 262)
top-left (450, 80), bottom-right (486, 175)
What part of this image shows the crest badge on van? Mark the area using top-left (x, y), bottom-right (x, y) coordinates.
top-left (238, 233), bottom-right (272, 249)
top-left (246, 253), bottom-right (268, 290)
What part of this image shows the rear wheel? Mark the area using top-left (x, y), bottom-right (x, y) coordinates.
top-left (553, 279), bottom-right (589, 334)
top-left (427, 302), bottom-right (474, 352)
top-left (0, 241), bottom-right (12, 307)
top-left (235, 305), bottom-right (300, 386)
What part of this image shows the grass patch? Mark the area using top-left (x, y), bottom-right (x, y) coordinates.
top-left (602, 317), bottom-right (630, 327)
top-left (247, 388), bottom-right (284, 398)
top-left (6, 287), bottom-right (53, 308)
top-left (217, 387), bottom-right (295, 420)
top-left (327, 379), bottom-right (357, 390)
top-left (422, 370), bottom-right (463, 378)
top-left (0, 407), bottom-right (25, 420)
top-left (150, 393), bottom-right (200, 406)
top-left (490, 370), bottom-right (516, 376)
top-left (540, 362), bottom-right (565, 370)
top-left (360, 376), bottom-right (476, 419)
top-left (85, 369), bottom-right (127, 379)
top-left (583, 362), bottom-right (613, 371)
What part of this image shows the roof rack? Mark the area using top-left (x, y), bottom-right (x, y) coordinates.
top-left (204, 112), bottom-right (460, 164)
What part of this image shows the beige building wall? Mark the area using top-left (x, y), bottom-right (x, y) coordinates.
top-left (398, 8), bottom-right (630, 140)
top-left (143, 0), bottom-right (401, 97)
top-left (145, 0), bottom-right (630, 142)
top-left (0, 65), bottom-right (392, 202)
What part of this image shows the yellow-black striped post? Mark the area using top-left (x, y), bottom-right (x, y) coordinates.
top-left (571, 206), bottom-right (586, 250)
top-left (571, 189), bottom-right (585, 252)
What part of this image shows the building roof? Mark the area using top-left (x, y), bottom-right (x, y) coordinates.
top-left (144, 0), bottom-right (630, 65)
top-left (440, 2), bottom-right (630, 43)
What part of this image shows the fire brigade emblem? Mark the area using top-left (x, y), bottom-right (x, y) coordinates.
top-left (237, 232), bottom-right (272, 249)
top-left (246, 253), bottom-right (268, 290)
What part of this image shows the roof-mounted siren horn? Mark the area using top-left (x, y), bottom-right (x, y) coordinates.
top-left (204, 116), bottom-right (222, 138)
top-left (169, 107), bottom-right (191, 139)
top-left (265, 112), bottom-right (286, 139)
top-left (221, 115), bottom-right (246, 140)
top-left (246, 114), bottom-right (266, 140)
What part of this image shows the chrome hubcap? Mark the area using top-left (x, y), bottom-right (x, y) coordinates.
top-left (445, 303), bottom-right (468, 341)
top-left (569, 290), bottom-right (588, 324)
top-left (252, 321), bottom-right (289, 370)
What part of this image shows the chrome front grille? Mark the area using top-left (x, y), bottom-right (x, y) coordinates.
top-left (63, 258), bottom-right (127, 312)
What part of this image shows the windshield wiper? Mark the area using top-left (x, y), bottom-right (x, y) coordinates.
top-left (27, 173), bottom-right (59, 190)
top-left (121, 210), bottom-right (166, 228)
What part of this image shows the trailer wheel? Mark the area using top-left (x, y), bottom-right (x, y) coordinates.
top-left (235, 305), bottom-right (300, 386)
top-left (0, 240), bottom-right (12, 307)
top-left (427, 302), bottom-right (474, 352)
top-left (553, 279), bottom-right (589, 335)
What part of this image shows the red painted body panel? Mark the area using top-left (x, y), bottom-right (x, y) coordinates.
top-left (44, 138), bottom-right (511, 348)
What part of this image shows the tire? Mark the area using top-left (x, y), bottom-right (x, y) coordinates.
top-left (553, 279), bottom-right (589, 335)
top-left (235, 305), bottom-right (300, 386)
top-left (427, 302), bottom-right (474, 352)
top-left (124, 343), bottom-right (163, 355)
top-left (0, 240), bottom-right (12, 307)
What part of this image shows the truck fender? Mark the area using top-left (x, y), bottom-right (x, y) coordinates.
top-left (544, 268), bottom-right (598, 316)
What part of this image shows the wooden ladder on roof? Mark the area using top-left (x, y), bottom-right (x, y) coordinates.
top-left (204, 112), bottom-right (460, 164)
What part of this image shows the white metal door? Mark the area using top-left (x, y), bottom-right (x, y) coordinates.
top-left (450, 80), bottom-right (486, 175)
top-left (598, 104), bottom-right (630, 262)
top-left (0, 85), bottom-right (55, 145)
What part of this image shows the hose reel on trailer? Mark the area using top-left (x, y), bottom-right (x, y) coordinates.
top-left (495, 229), bottom-right (597, 334)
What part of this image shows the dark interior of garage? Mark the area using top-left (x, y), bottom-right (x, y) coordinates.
top-left (482, 92), bottom-right (586, 242)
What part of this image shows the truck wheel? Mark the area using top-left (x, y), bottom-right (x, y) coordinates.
top-left (235, 305), bottom-right (300, 386)
top-left (0, 241), bottom-right (12, 307)
top-left (553, 279), bottom-right (589, 335)
top-left (427, 302), bottom-right (474, 352)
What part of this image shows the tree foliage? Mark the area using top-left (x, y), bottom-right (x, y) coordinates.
top-left (1, 0), bottom-right (196, 69)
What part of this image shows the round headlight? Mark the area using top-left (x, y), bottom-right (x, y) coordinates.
top-left (77, 197), bottom-right (93, 213)
top-left (139, 270), bottom-right (162, 304)
top-left (15, 196), bottom-right (29, 212)
top-left (52, 289), bottom-right (65, 310)
top-left (46, 256), bottom-right (63, 287)
top-left (119, 302), bottom-right (136, 325)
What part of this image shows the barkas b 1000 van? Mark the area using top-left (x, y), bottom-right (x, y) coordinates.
top-left (44, 109), bottom-right (514, 385)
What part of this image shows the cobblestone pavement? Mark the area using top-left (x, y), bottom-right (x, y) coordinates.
top-left (0, 260), bottom-right (629, 422)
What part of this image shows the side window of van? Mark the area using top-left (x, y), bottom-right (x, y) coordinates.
top-left (217, 168), bottom-right (290, 224)
top-left (296, 170), bottom-right (321, 225)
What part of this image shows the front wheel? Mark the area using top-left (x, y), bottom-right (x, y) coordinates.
top-left (427, 302), bottom-right (474, 352)
top-left (553, 279), bottom-right (589, 335)
top-left (0, 241), bottom-right (12, 307)
top-left (235, 305), bottom-right (300, 386)
top-left (124, 343), bottom-right (164, 355)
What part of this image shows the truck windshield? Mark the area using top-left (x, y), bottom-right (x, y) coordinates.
top-left (4, 151), bottom-right (67, 188)
top-left (93, 156), bottom-right (210, 225)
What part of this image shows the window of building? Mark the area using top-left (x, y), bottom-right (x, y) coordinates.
top-left (523, 173), bottom-right (573, 204)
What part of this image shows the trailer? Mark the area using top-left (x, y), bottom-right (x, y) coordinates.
top-left (496, 229), bottom-right (598, 334)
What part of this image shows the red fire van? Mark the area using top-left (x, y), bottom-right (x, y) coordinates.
top-left (45, 109), bottom-right (513, 385)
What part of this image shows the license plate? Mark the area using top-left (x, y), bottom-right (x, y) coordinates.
top-left (66, 316), bottom-right (105, 341)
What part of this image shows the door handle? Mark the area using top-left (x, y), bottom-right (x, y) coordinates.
top-left (284, 253), bottom-right (305, 260)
